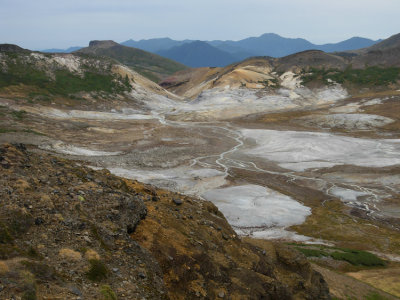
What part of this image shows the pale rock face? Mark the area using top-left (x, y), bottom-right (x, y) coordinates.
top-left (50, 55), bottom-right (82, 73)
top-left (280, 71), bottom-right (302, 89)
top-left (30, 52), bottom-right (46, 60)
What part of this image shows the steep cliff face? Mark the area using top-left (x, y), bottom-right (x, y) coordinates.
top-left (0, 143), bottom-right (330, 299)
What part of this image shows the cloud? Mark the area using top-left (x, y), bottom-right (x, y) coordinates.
top-left (1, 0), bottom-right (399, 49)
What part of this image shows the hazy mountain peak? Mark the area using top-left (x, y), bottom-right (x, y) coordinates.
top-left (88, 40), bottom-right (119, 49)
top-left (368, 32), bottom-right (400, 51)
top-left (0, 44), bottom-right (28, 52)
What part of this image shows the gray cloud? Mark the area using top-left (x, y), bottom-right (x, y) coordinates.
top-left (0, 0), bottom-right (399, 49)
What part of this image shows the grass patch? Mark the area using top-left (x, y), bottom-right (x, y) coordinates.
top-left (294, 244), bottom-right (386, 267)
top-left (21, 261), bottom-right (55, 281)
top-left (86, 259), bottom-right (108, 281)
top-left (11, 110), bottom-right (27, 120)
top-left (296, 248), bottom-right (329, 258)
top-left (301, 66), bottom-right (400, 86)
top-left (330, 249), bottom-right (385, 267)
top-left (365, 292), bottom-right (390, 300)
top-left (22, 290), bottom-right (37, 300)
top-left (100, 285), bottom-right (117, 300)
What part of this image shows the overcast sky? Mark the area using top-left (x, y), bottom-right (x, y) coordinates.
top-left (1, 0), bottom-right (399, 50)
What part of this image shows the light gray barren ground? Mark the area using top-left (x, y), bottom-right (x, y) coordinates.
top-left (1, 92), bottom-right (400, 254)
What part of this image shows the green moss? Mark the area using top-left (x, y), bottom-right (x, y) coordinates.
top-left (22, 290), bottom-right (37, 300)
top-left (365, 292), bottom-right (390, 300)
top-left (100, 285), bottom-right (118, 300)
top-left (296, 248), bottom-right (329, 257)
top-left (330, 249), bottom-right (385, 267)
top-left (293, 244), bottom-right (386, 267)
top-left (0, 128), bottom-right (17, 133)
top-left (21, 261), bottom-right (55, 281)
top-left (300, 66), bottom-right (400, 86)
top-left (20, 270), bottom-right (37, 300)
top-left (0, 223), bottom-right (13, 243)
top-left (86, 259), bottom-right (108, 281)
top-left (8, 211), bottom-right (34, 235)
top-left (90, 224), bottom-right (110, 250)
top-left (11, 110), bottom-right (27, 120)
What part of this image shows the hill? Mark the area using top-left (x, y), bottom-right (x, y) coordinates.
top-left (41, 46), bottom-right (83, 53)
top-left (318, 37), bottom-right (380, 53)
top-left (75, 40), bottom-right (188, 82)
top-left (362, 32), bottom-right (400, 52)
top-left (157, 41), bottom-right (239, 68)
top-left (342, 33), bottom-right (400, 68)
top-left (0, 44), bottom-right (177, 107)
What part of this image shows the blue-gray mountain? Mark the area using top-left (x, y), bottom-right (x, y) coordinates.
top-left (121, 33), bottom-right (380, 67)
top-left (41, 46), bottom-right (82, 53)
top-left (156, 41), bottom-right (241, 68)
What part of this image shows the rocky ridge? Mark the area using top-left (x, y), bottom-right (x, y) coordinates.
top-left (0, 143), bottom-right (330, 299)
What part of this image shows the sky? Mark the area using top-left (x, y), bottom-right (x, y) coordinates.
top-left (1, 0), bottom-right (399, 50)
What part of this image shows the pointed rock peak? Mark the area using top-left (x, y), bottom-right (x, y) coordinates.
top-left (88, 40), bottom-right (119, 49)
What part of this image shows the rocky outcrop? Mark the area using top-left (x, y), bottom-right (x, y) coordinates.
top-left (0, 143), bottom-right (166, 299)
top-left (130, 179), bottom-right (331, 299)
top-left (0, 143), bottom-right (331, 299)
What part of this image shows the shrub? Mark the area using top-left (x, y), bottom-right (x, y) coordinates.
top-left (100, 285), bottom-right (118, 300)
top-left (86, 259), bottom-right (108, 281)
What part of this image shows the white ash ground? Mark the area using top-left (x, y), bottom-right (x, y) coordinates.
top-left (5, 82), bottom-right (400, 241)
top-left (240, 129), bottom-right (400, 172)
top-left (201, 185), bottom-right (312, 241)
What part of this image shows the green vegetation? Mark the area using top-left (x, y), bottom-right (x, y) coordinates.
top-left (0, 127), bottom-right (46, 136)
top-left (22, 290), bottom-right (37, 300)
top-left (11, 110), bottom-right (27, 120)
top-left (21, 261), bottom-right (55, 281)
top-left (365, 292), bottom-right (390, 300)
top-left (0, 222), bottom-right (14, 243)
top-left (76, 44), bottom-right (187, 82)
top-left (330, 249), bottom-right (385, 267)
top-left (258, 78), bottom-right (281, 88)
top-left (294, 244), bottom-right (386, 267)
top-left (296, 248), bottom-right (329, 258)
top-left (0, 53), bottom-right (132, 97)
top-left (100, 285), bottom-right (118, 300)
top-left (20, 271), bottom-right (37, 300)
top-left (86, 259), bottom-right (108, 281)
top-left (301, 66), bottom-right (400, 86)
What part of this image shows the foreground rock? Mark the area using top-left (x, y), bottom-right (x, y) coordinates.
top-left (0, 144), bottom-right (330, 299)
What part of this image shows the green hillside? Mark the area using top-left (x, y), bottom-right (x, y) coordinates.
top-left (76, 40), bottom-right (188, 82)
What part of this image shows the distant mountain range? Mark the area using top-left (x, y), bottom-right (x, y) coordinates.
top-left (157, 41), bottom-right (239, 68)
top-left (40, 33), bottom-right (381, 68)
top-left (41, 46), bottom-right (82, 53)
top-left (120, 34), bottom-right (380, 67)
